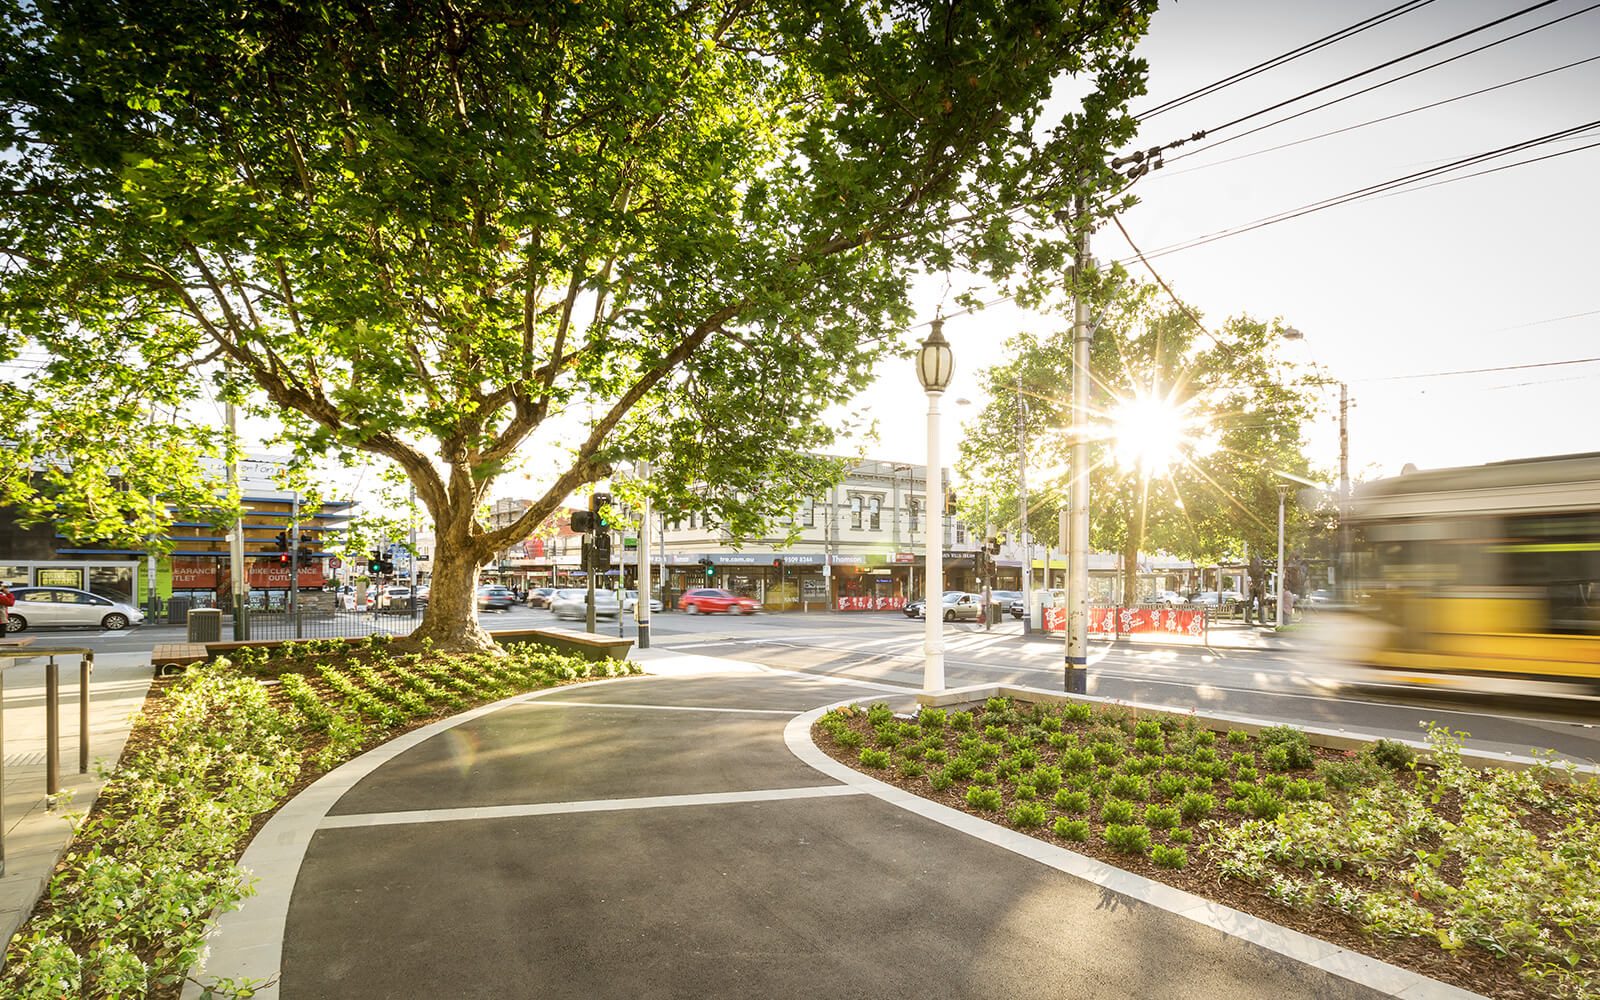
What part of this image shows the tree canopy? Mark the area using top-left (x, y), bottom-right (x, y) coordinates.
top-left (0, 0), bottom-right (1156, 646)
top-left (956, 276), bottom-right (1324, 603)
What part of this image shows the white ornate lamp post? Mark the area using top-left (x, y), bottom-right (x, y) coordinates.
top-left (917, 318), bottom-right (954, 693)
top-left (1276, 484), bottom-right (1290, 628)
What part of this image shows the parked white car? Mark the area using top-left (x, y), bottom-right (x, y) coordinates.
top-left (550, 588), bottom-right (621, 620)
top-left (5, 587), bottom-right (145, 633)
top-left (621, 590), bottom-right (663, 613)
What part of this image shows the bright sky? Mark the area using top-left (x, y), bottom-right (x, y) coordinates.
top-left (841, 0), bottom-right (1600, 486)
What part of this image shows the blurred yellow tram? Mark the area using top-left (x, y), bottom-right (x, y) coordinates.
top-left (1342, 453), bottom-right (1600, 692)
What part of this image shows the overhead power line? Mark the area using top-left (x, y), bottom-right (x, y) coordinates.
top-left (1167, 1), bottom-right (1600, 164)
top-left (1135, 0), bottom-right (1442, 121)
top-left (1357, 355), bottom-right (1600, 383)
top-left (1125, 120), bottom-right (1600, 264)
top-left (1161, 53), bottom-right (1600, 177)
top-left (1197, 0), bottom-right (1567, 138)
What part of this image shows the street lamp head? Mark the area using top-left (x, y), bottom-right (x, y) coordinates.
top-left (1281, 326), bottom-right (1306, 341)
top-left (916, 317), bottom-right (955, 394)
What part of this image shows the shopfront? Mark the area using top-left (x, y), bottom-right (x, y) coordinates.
top-left (832, 554), bottom-right (909, 611)
top-left (0, 560), bottom-right (142, 606)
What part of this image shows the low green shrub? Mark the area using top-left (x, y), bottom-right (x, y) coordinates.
top-left (918, 708), bottom-right (948, 730)
top-left (1061, 747), bottom-right (1094, 772)
top-left (949, 710), bottom-right (974, 731)
top-left (1013, 782), bottom-right (1038, 801)
top-left (1062, 703), bottom-right (1094, 723)
top-left (1152, 844), bottom-right (1189, 869)
top-left (1010, 801), bottom-right (1048, 829)
top-left (1283, 778), bottom-right (1323, 802)
top-left (1054, 790), bottom-right (1090, 814)
top-left (1016, 748), bottom-right (1040, 770)
top-left (898, 759), bottom-right (927, 779)
top-left (1226, 729), bottom-right (1252, 745)
top-left (923, 748), bottom-right (948, 766)
top-left (984, 724), bottom-right (1010, 741)
top-left (984, 696), bottom-right (1014, 718)
top-left (1144, 804), bottom-right (1181, 830)
top-left (1169, 828), bottom-right (1194, 845)
top-left (1155, 773), bottom-right (1189, 800)
top-left (900, 743), bottom-right (927, 760)
top-left (1317, 756), bottom-right (1380, 792)
top-left (1039, 715), bottom-right (1063, 733)
top-left (1263, 744), bottom-right (1292, 772)
top-left (1031, 766), bottom-right (1063, 795)
top-left (1177, 791), bottom-right (1216, 821)
top-left (836, 728), bottom-right (864, 749)
top-left (994, 757), bottom-right (1021, 780)
top-left (1091, 742), bottom-right (1125, 765)
top-left (972, 769), bottom-right (997, 787)
top-left (867, 702), bottom-right (895, 726)
top-left (929, 768), bottom-right (954, 791)
top-left (1134, 719), bottom-right (1163, 739)
top-left (1245, 787), bottom-right (1285, 820)
top-left (860, 748), bottom-right (891, 769)
top-left (966, 786), bottom-right (1003, 812)
top-left (1107, 773), bottom-right (1148, 801)
top-left (946, 757), bottom-right (976, 781)
top-left (1054, 818), bottom-right (1091, 841)
top-left (1367, 738), bottom-right (1416, 770)
top-left (872, 725), bottom-right (903, 749)
top-left (1100, 797), bottom-right (1136, 825)
top-left (1133, 736), bottom-right (1164, 755)
top-left (1104, 823), bottom-right (1152, 855)
top-left (1257, 725), bottom-right (1314, 769)
top-left (1047, 731), bottom-right (1074, 749)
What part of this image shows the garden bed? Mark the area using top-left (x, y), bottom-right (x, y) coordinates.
top-left (814, 697), bottom-right (1599, 1000)
top-left (3, 634), bottom-right (641, 998)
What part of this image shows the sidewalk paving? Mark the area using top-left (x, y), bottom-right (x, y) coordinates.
top-left (0, 650), bottom-right (151, 953)
top-left (189, 648), bottom-right (1472, 1000)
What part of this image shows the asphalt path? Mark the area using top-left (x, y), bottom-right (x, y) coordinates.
top-left (239, 670), bottom-right (1394, 1000)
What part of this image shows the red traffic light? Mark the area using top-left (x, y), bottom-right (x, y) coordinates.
top-left (772, 558), bottom-right (784, 568)
top-left (278, 552), bottom-right (289, 564)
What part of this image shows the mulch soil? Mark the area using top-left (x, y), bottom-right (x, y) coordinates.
top-left (815, 710), bottom-right (1549, 1000)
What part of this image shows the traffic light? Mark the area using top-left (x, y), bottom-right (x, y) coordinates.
top-left (591, 491), bottom-right (612, 529)
top-left (944, 490), bottom-right (958, 516)
top-left (275, 531), bottom-right (289, 552)
top-left (989, 533), bottom-right (1004, 554)
top-left (570, 510), bottom-right (594, 533)
top-left (698, 557), bottom-right (714, 578)
top-left (772, 558), bottom-right (784, 569)
top-left (368, 550), bottom-right (384, 574)
top-left (591, 530), bottom-right (612, 566)
top-left (380, 558), bottom-right (395, 576)
top-left (278, 551), bottom-right (289, 565)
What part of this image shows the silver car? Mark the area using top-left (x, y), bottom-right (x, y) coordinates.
top-left (549, 587), bottom-right (621, 620)
top-left (5, 587), bottom-right (146, 633)
top-left (621, 590), bottom-right (663, 613)
top-left (918, 592), bottom-right (982, 622)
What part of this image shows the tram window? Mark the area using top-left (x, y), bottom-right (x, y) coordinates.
top-left (1501, 515), bottom-right (1600, 635)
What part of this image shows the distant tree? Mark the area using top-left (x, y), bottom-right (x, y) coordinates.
top-left (957, 277), bottom-right (1322, 606)
top-left (0, 0), bottom-right (1156, 649)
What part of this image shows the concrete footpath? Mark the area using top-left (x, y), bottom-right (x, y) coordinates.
top-left (189, 647), bottom-right (1477, 1000)
top-left (0, 649), bottom-right (152, 951)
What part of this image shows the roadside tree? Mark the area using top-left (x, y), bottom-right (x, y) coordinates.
top-left (0, 0), bottom-right (1155, 649)
top-left (957, 277), bottom-right (1322, 606)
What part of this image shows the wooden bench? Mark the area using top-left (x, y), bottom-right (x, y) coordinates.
top-left (151, 642), bottom-right (210, 676)
top-left (491, 627), bottom-right (634, 662)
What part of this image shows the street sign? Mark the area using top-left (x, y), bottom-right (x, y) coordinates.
top-left (329, 557), bottom-right (343, 570)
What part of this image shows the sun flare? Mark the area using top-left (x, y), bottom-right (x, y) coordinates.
top-left (1110, 393), bottom-right (1187, 475)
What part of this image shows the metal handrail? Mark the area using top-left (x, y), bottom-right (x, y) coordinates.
top-left (0, 646), bottom-right (94, 877)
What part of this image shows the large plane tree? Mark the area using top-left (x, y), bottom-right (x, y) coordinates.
top-left (0, 0), bottom-right (1155, 649)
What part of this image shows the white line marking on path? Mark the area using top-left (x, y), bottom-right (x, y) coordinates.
top-left (320, 785), bottom-right (864, 830)
top-left (518, 700), bottom-right (800, 716)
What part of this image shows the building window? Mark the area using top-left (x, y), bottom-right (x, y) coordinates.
top-left (955, 523), bottom-right (966, 544)
top-left (802, 498), bottom-right (815, 528)
top-left (909, 499), bottom-right (919, 534)
top-left (850, 496), bottom-right (862, 530)
top-left (868, 497), bottom-right (881, 531)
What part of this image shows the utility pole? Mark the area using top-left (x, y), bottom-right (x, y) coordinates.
top-left (1017, 368), bottom-right (1031, 631)
top-left (982, 495), bottom-right (992, 631)
top-left (1276, 485), bottom-right (1289, 628)
top-left (1338, 382), bottom-right (1351, 603)
top-left (408, 483), bottom-right (418, 623)
top-left (638, 461), bottom-right (652, 648)
top-left (226, 400), bottom-right (249, 640)
top-left (1065, 197), bottom-right (1091, 688)
top-left (290, 491), bottom-right (302, 638)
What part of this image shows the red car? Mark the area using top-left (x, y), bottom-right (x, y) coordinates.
top-left (678, 588), bottom-right (760, 615)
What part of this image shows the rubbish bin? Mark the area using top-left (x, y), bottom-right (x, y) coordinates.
top-left (186, 608), bottom-right (223, 643)
top-left (167, 596), bottom-right (192, 625)
top-left (986, 603), bottom-right (1003, 626)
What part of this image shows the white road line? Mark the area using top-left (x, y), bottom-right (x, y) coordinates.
top-left (518, 700), bottom-right (799, 716)
top-left (320, 785), bottom-right (864, 830)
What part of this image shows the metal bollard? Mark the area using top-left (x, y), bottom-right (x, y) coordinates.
top-left (81, 651), bottom-right (92, 774)
top-left (45, 656), bottom-right (59, 800)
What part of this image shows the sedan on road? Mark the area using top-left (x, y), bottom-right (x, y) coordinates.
top-left (549, 588), bottom-right (621, 620)
top-left (526, 587), bottom-right (556, 609)
top-left (621, 590), bottom-right (663, 614)
top-left (679, 588), bottom-right (760, 615)
top-left (476, 585), bottom-right (516, 612)
top-left (4, 587), bottom-right (145, 633)
top-left (918, 592), bottom-right (981, 622)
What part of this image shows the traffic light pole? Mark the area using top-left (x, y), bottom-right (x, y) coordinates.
top-left (290, 491), bottom-right (302, 639)
top-left (1066, 198), bottom-right (1091, 692)
top-left (585, 534), bottom-right (597, 634)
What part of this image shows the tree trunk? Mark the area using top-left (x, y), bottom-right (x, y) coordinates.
top-left (407, 513), bottom-right (497, 654)
top-left (1121, 531), bottom-right (1140, 607)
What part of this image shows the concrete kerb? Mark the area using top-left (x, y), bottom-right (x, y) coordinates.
top-left (785, 701), bottom-right (1490, 1000)
top-left (916, 682), bottom-right (1600, 779)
